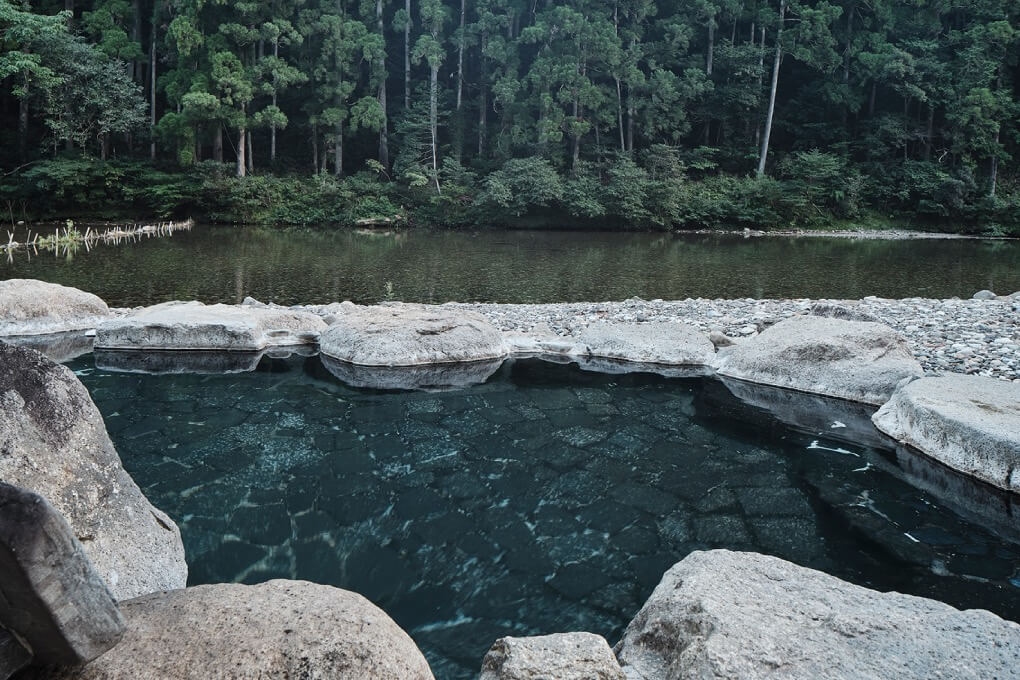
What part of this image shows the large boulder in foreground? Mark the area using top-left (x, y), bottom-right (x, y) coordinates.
top-left (615, 550), bottom-right (1020, 680)
top-left (479, 633), bottom-right (624, 680)
top-left (577, 322), bottom-right (715, 366)
top-left (715, 315), bottom-right (923, 405)
top-left (95, 301), bottom-right (326, 351)
top-left (36, 580), bottom-right (435, 680)
top-left (0, 483), bottom-right (125, 669)
top-left (872, 375), bottom-right (1020, 492)
top-left (0, 343), bottom-right (187, 600)
top-left (320, 303), bottom-right (508, 366)
top-left (0, 280), bottom-right (111, 337)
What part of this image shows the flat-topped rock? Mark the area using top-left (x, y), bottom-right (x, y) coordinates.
top-left (320, 353), bottom-right (502, 391)
top-left (320, 303), bottom-right (507, 366)
top-left (35, 580), bottom-right (434, 680)
top-left (715, 315), bottom-right (923, 405)
top-left (615, 550), bottom-right (1020, 680)
top-left (95, 301), bottom-right (326, 351)
top-left (0, 280), bottom-right (111, 336)
top-left (0, 483), bottom-right (124, 669)
top-left (872, 375), bottom-right (1020, 492)
top-left (577, 322), bottom-right (715, 366)
top-left (479, 633), bottom-right (624, 680)
top-left (0, 343), bottom-right (187, 600)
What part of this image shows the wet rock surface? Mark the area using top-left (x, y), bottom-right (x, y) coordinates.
top-left (33, 580), bottom-right (434, 680)
top-left (714, 315), bottom-right (924, 405)
top-left (478, 633), bottom-right (623, 680)
top-left (95, 301), bottom-right (326, 351)
top-left (577, 322), bottom-right (715, 366)
top-left (873, 375), bottom-right (1020, 492)
top-left (0, 280), bottom-right (111, 337)
top-left (0, 483), bottom-right (124, 668)
top-left (615, 550), bottom-right (1020, 680)
top-left (320, 303), bottom-right (508, 366)
top-left (0, 343), bottom-right (187, 600)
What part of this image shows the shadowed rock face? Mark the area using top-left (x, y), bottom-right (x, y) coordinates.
top-left (479, 633), bottom-right (624, 680)
top-left (321, 353), bottom-right (503, 391)
top-left (615, 550), bottom-right (1020, 680)
top-left (32, 580), bottom-right (435, 680)
top-left (715, 315), bottom-right (924, 405)
top-left (873, 375), bottom-right (1020, 493)
top-left (576, 322), bottom-right (716, 367)
top-left (0, 343), bottom-right (187, 600)
top-left (0, 280), bottom-right (111, 337)
top-left (0, 332), bottom-right (94, 364)
top-left (320, 303), bottom-right (508, 367)
top-left (0, 483), bottom-right (125, 668)
top-left (95, 302), bottom-right (327, 351)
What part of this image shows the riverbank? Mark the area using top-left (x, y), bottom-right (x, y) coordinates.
top-left (444, 296), bottom-right (1020, 381)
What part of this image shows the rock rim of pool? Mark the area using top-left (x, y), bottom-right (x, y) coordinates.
top-left (714, 315), bottom-right (925, 405)
top-left (0, 343), bottom-right (188, 601)
top-left (614, 549), bottom-right (1020, 680)
top-left (34, 580), bottom-right (435, 680)
top-left (319, 303), bottom-right (510, 366)
top-left (0, 279), bottom-right (112, 337)
top-left (872, 374), bottom-right (1020, 493)
top-left (94, 301), bottom-right (327, 352)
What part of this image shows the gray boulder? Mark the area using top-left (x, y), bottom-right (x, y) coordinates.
top-left (0, 343), bottom-right (187, 600)
top-left (93, 349), bottom-right (265, 375)
top-left (479, 633), bottom-right (624, 680)
top-left (95, 301), bottom-right (326, 351)
top-left (35, 580), bottom-right (434, 680)
top-left (0, 280), bottom-right (111, 337)
top-left (872, 374), bottom-right (1020, 492)
top-left (615, 550), bottom-right (1020, 680)
top-left (320, 303), bottom-right (508, 366)
top-left (0, 483), bottom-right (125, 669)
top-left (715, 315), bottom-right (923, 405)
top-left (972, 289), bottom-right (997, 300)
top-left (577, 322), bottom-right (715, 366)
top-left (808, 301), bottom-right (880, 323)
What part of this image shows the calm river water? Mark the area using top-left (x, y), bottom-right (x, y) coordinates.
top-left (3, 226), bottom-right (1018, 305)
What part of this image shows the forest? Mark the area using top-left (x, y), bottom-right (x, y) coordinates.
top-left (0, 0), bottom-right (1018, 231)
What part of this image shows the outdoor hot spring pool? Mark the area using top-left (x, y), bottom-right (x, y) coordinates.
top-left (68, 353), bottom-right (1020, 679)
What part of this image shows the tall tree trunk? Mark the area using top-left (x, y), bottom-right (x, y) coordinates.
top-left (149, 22), bottom-right (157, 160)
top-left (430, 64), bottom-right (441, 194)
top-left (246, 128), bottom-right (253, 174)
top-left (989, 127), bottom-right (998, 197)
top-left (757, 0), bottom-right (785, 177)
top-left (702, 18), bottom-right (714, 144)
top-left (377, 0), bottom-right (389, 167)
top-left (923, 104), bottom-right (933, 160)
top-left (615, 77), bottom-right (625, 151)
top-left (131, 0), bottom-right (142, 81)
top-left (868, 81), bottom-right (876, 117)
top-left (334, 117), bottom-right (343, 176)
top-left (841, 1), bottom-right (854, 128)
top-left (404, 0), bottom-right (411, 110)
top-left (311, 121), bottom-right (319, 174)
top-left (271, 39), bottom-right (279, 163)
top-left (478, 32), bottom-right (487, 156)
top-left (456, 0), bottom-right (465, 110)
top-left (236, 126), bottom-right (246, 177)
top-left (755, 26), bottom-right (765, 147)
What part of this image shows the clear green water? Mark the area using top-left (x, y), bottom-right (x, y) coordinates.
top-left (69, 354), bottom-right (1020, 679)
top-left (6, 227), bottom-right (1019, 305)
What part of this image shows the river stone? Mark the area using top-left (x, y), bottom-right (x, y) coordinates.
top-left (35, 580), bottom-right (434, 680)
top-left (972, 289), bottom-right (997, 300)
top-left (577, 322), bottom-right (715, 366)
top-left (615, 550), bottom-right (1020, 680)
top-left (0, 483), bottom-right (125, 667)
top-left (872, 374), bottom-right (1020, 492)
top-left (320, 303), bottom-right (508, 366)
top-left (714, 315), bottom-right (923, 405)
top-left (0, 280), bottom-right (111, 337)
top-left (479, 633), bottom-right (624, 680)
top-left (0, 343), bottom-right (187, 600)
top-left (808, 302), bottom-right (880, 323)
top-left (95, 301), bottom-right (326, 351)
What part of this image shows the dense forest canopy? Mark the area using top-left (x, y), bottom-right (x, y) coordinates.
top-left (0, 0), bottom-right (1018, 230)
